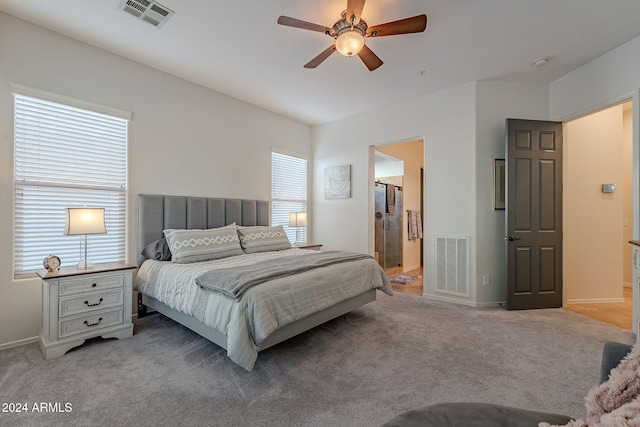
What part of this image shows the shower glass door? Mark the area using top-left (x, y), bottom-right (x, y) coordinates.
top-left (374, 183), bottom-right (402, 270)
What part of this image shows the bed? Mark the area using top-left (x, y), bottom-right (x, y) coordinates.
top-left (135, 194), bottom-right (393, 371)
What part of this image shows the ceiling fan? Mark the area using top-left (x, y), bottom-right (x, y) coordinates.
top-left (277, 0), bottom-right (427, 71)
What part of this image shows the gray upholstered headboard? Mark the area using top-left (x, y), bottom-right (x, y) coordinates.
top-left (137, 194), bottom-right (269, 265)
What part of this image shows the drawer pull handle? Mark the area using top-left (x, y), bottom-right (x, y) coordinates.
top-left (91, 283), bottom-right (97, 288)
top-left (84, 317), bottom-right (103, 327)
top-left (84, 298), bottom-right (103, 307)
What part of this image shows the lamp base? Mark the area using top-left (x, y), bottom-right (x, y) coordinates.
top-left (292, 227), bottom-right (305, 248)
top-left (77, 259), bottom-right (95, 269)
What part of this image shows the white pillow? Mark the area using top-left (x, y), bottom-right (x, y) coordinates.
top-left (236, 225), bottom-right (292, 253)
top-left (163, 223), bottom-right (243, 263)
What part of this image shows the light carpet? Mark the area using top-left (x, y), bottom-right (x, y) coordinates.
top-left (0, 292), bottom-right (634, 427)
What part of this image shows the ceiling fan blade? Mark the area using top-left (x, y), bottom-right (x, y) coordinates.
top-left (357, 44), bottom-right (383, 71)
top-left (346, 0), bottom-right (366, 25)
top-left (304, 45), bottom-right (337, 69)
top-left (277, 16), bottom-right (331, 34)
top-left (367, 14), bottom-right (427, 37)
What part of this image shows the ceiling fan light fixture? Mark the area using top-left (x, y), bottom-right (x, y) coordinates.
top-left (277, 4), bottom-right (427, 70)
top-left (335, 29), bottom-right (365, 57)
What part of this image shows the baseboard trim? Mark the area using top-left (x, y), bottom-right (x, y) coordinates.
top-left (423, 292), bottom-right (503, 308)
top-left (1, 315), bottom-right (139, 351)
top-left (567, 297), bottom-right (626, 304)
top-left (0, 336), bottom-right (39, 351)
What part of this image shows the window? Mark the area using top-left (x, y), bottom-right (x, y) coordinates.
top-left (271, 150), bottom-right (308, 245)
top-left (13, 88), bottom-right (130, 277)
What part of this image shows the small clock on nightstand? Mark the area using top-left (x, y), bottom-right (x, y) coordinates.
top-left (43, 255), bottom-right (61, 272)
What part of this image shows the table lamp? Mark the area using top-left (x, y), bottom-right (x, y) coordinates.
top-left (64, 207), bottom-right (107, 268)
top-left (289, 212), bottom-right (307, 247)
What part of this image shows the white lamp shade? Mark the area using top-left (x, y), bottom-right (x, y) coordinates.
top-left (335, 30), bottom-right (365, 57)
top-left (64, 208), bottom-right (107, 235)
top-left (289, 212), bottom-right (308, 227)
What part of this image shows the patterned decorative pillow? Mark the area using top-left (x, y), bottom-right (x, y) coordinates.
top-left (163, 224), bottom-right (243, 263)
top-left (237, 225), bottom-right (292, 253)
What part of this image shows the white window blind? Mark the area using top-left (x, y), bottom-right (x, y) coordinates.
top-left (14, 93), bottom-right (129, 277)
top-left (271, 150), bottom-right (307, 245)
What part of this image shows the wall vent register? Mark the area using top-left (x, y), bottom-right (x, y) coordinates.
top-left (435, 235), bottom-right (470, 297)
top-left (118, 0), bottom-right (174, 28)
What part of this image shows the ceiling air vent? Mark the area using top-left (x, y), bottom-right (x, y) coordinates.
top-left (118, 0), bottom-right (174, 28)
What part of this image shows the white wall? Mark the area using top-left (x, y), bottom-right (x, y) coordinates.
top-left (313, 83), bottom-right (479, 304)
top-left (564, 106), bottom-right (624, 303)
top-left (0, 12), bottom-right (311, 349)
top-left (550, 36), bottom-right (640, 121)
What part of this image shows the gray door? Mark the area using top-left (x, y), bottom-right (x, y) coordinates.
top-left (506, 119), bottom-right (563, 310)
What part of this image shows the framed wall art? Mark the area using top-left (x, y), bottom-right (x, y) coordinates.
top-left (324, 165), bottom-right (351, 199)
top-left (493, 159), bottom-right (505, 210)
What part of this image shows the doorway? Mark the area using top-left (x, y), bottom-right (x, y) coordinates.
top-left (373, 139), bottom-right (425, 295)
top-left (564, 100), bottom-right (633, 330)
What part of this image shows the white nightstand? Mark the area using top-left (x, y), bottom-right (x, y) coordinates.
top-left (37, 262), bottom-right (136, 359)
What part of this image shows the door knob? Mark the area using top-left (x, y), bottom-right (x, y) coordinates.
top-left (505, 236), bottom-right (521, 241)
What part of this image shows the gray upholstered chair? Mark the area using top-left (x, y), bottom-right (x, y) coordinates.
top-left (382, 341), bottom-right (633, 427)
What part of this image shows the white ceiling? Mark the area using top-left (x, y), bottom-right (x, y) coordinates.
top-left (2, 0), bottom-right (640, 125)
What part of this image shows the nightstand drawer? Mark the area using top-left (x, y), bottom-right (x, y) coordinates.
top-left (58, 308), bottom-right (124, 339)
top-left (59, 289), bottom-right (124, 318)
top-left (59, 272), bottom-right (125, 296)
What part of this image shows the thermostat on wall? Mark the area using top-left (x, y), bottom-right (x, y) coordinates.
top-left (602, 184), bottom-right (616, 193)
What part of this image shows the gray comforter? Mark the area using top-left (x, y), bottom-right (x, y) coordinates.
top-left (195, 250), bottom-right (372, 298)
